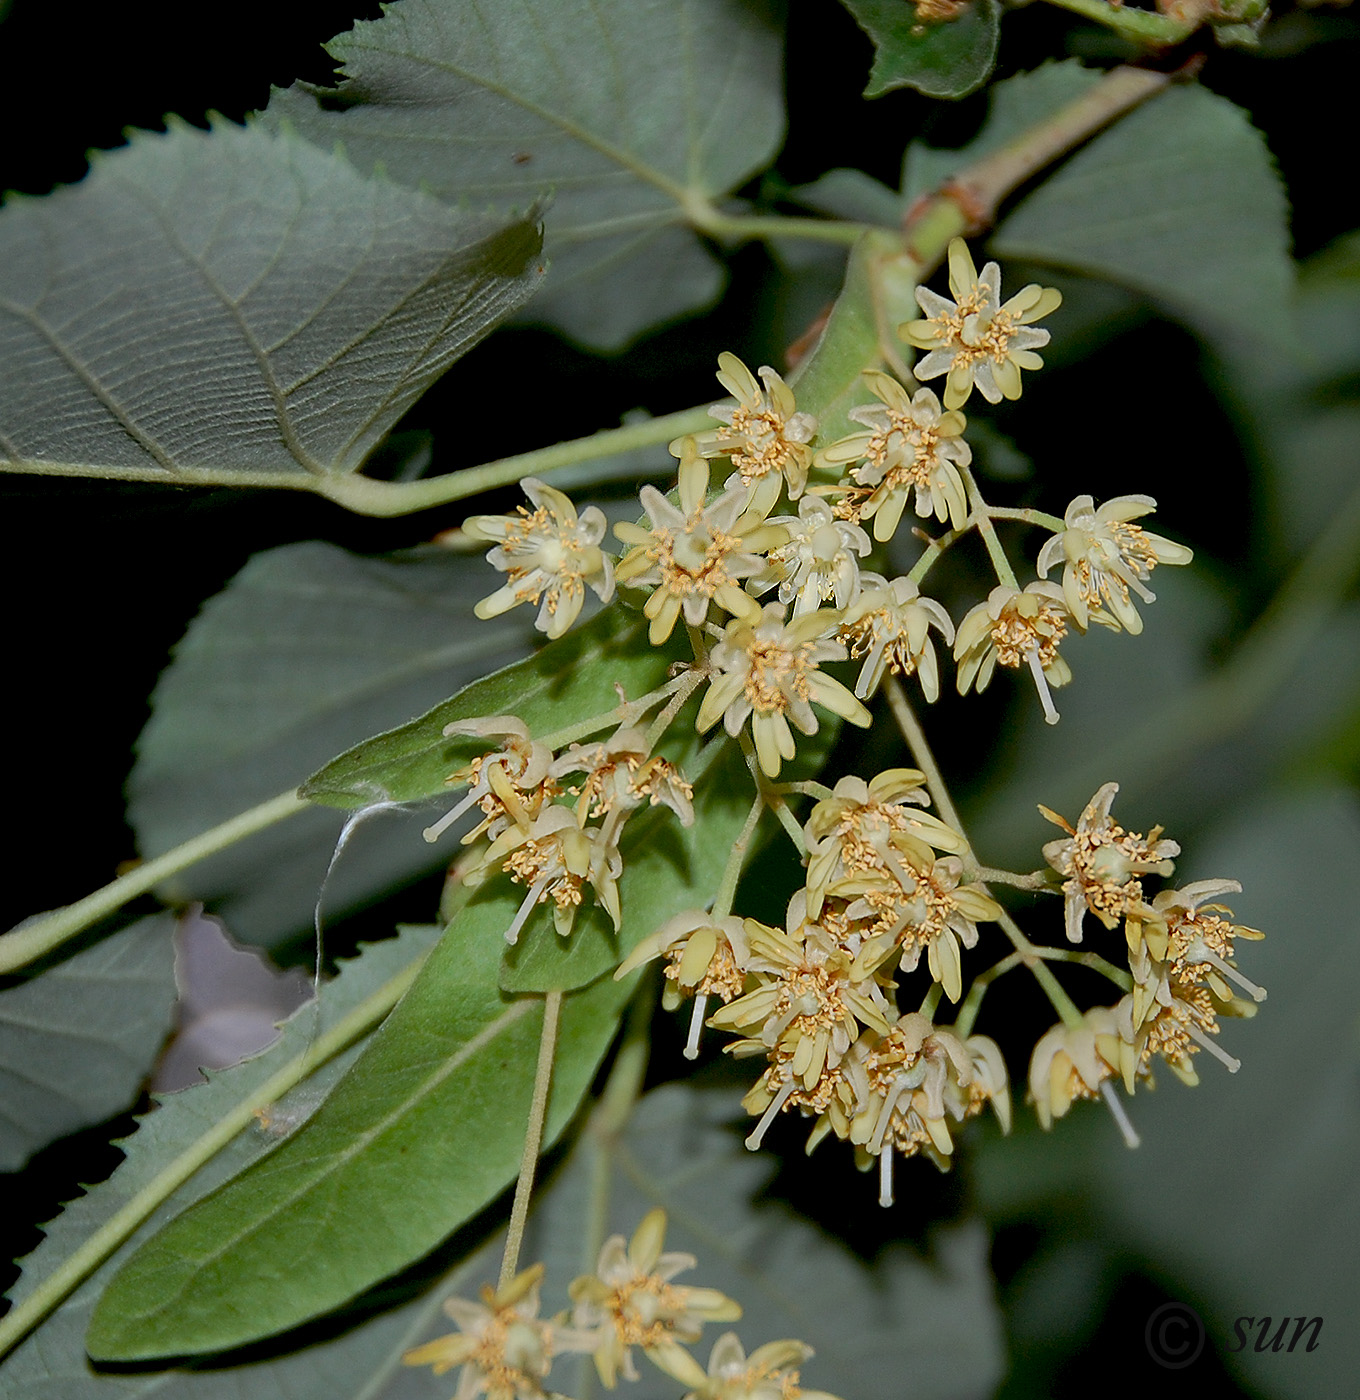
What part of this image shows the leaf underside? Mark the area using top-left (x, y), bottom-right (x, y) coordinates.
top-left (0, 119), bottom-right (544, 484)
top-left (266, 0), bottom-right (785, 349)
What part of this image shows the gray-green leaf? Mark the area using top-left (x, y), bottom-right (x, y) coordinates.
top-left (86, 924), bottom-right (636, 1358)
top-left (265, 0), bottom-right (785, 350)
top-left (0, 914), bottom-right (177, 1171)
top-left (2, 924), bottom-right (445, 1392)
top-left (0, 120), bottom-right (543, 485)
top-left (991, 82), bottom-right (1295, 352)
top-left (129, 542), bottom-right (535, 948)
top-left (840, 0), bottom-right (1001, 100)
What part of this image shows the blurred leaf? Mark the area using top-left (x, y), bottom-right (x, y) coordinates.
top-left (840, 0), bottom-right (1000, 100)
top-left (992, 84), bottom-right (1295, 352)
top-left (302, 605), bottom-right (677, 808)
top-left (901, 60), bottom-right (1101, 204)
top-left (129, 542), bottom-right (536, 948)
top-left (790, 167), bottom-right (903, 226)
top-left (266, 0), bottom-right (785, 350)
top-left (87, 923), bottom-right (635, 1358)
top-left (512, 1084), bottom-right (1006, 1400)
top-left (0, 914), bottom-right (177, 1171)
top-left (0, 120), bottom-right (543, 484)
top-left (3, 924), bottom-right (445, 1394)
top-left (1095, 790), bottom-right (1360, 1398)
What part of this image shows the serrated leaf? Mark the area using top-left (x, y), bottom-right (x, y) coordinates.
top-left (86, 922), bottom-right (636, 1358)
top-left (0, 119), bottom-right (544, 484)
top-left (264, 0), bottom-right (784, 350)
top-left (129, 542), bottom-right (535, 948)
top-left (840, 0), bottom-right (1001, 100)
top-left (901, 60), bottom-right (1102, 205)
top-left (301, 605), bottom-right (679, 809)
top-left (991, 84), bottom-right (1295, 351)
top-left (1, 924), bottom-right (445, 1392)
top-left (0, 914), bottom-right (177, 1170)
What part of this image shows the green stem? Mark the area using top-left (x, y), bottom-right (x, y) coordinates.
top-left (0, 944), bottom-right (428, 1359)
top-left (989, 505), bottom-right (1066, 533)
top-left (883, 678), bottom-right (1084, 1030)
top-left (0, 789), bottom-right (309, 975)
top-left (643, 670), bottom-right (705, 751)
top-left (960, 464), bottom-right (1019, 590)
top-left (498, 989), bottom-right (563, 1291)
top-left (736, 731), bottom-right (807, 855)
top-left (906, 523), bottom-right (965, 587)
top-left (711, 796), bottom-right (766, 920)
top-left (686, 205), bottom-right (871, 248)
top-left (976, 865), bottom-right (1058, 892)
top-left (537, 675), bottom-right (689, 752)
top-left (953, 952), bottom-right (1023, 1038)
top-left (317, 406), bottom-right (716, 518)
top-left (1039, 0), bottom-right (1197, 45)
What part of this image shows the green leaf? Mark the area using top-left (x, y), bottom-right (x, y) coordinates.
top-left (840, 0), bottom-right (1001, 100)
top-left (301, 605), bottom-right (679, 808)
top-left (518, 1085), bottom-right (1006, 1400)
top-left (0, 119), bottom-right (543, 485)
top-left (0, 914), bottom-right (177, 1170)
top-left (991, 83), bottom-right (1295, 351)
top-left (901, 59), bottom-right (1102, 205)
top-left (129, 542), bottom-right (536, 948)
top-left (86, 926), bottom-right (635, 1358)
top-left (2, 924), bottom-right (445, 1392)
top-left (264, 0), bottom-right (785, 350)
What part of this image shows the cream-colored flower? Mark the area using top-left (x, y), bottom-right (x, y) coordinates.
top-left (712, 916), bottom-right (894, 1148)
top-left (1143, 880), bottom-right (1266, 1005)
top-left (681, 1333), bottom-right (840, 1400)
top-left (1039, 782), bottom-right (1179, 943)
top-left (465, 478), bottom-right (614, 639)
top-left (815, 373), bottom-right (971, 539)
top-left (1028, 1007), bottom-right (1134, 1132)
top-left (758, 494), bottom-right (870, 616)
top-left (900, 239), bottom-right (1061, 409)
top-left (695, 603), bottom-right (871, 778)
top-left (1118, 982), bottom-right (1247, 1087)
top-left (567, 1209), bottom-right (741, 1389)
top-left (615, 440), bottom-right (784, 644)
top-left (842, 1015), bottom-right (1009, 1204)
top-left (423, 717), bottom-right (558, 847)
top-left (679, 352), bottom-right (819, 513)
top-left (552, 726), bottom-right (694, 832)
top-left (802, 770), bottom-right (965, 920)
top-left (1036, 494), bottom-right (1193, 634)
top-left (403, 1264), bottom-right (555, 1400)
top-left (837, 572), bottom-right (956, 701)
top-left (953, 581), bottom-right (1072, 725)
top-left (835, 851), bottom-right (1001, 1004)
top-left (479, 804), bottom-right (621, 943)
top-left (616, 910), bottom-right (751, 1059)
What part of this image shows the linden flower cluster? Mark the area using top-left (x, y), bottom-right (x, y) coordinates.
top-left (1030, 784), bottom-right (1267, 1143)
top-left (424, 718), bottom-right (694, 946)
top-left (464, 245), bottom-right (1189, 744)
top-left (622, 770), bottom-right (1009, 1206)
top-left (403, 1212), bottom-right (841, 1400)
